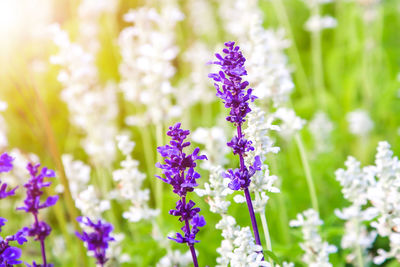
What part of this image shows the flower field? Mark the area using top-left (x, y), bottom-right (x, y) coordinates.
top-left (1, 0), bottom-right (400, 266)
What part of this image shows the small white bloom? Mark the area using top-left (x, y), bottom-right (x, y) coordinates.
top-left (346, 109), bottom-right (374, 137)
top-left (305, 15), bottom-right (337, 32)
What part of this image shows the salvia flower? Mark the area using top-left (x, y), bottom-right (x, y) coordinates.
top-left (209, 41), bottom-right (264, 252)
top-left (156, 122), bottom-right (207, 267)
top-left (17, 162), bottom-right (59, 267)
top-left (0, 153), bottom-right (13, 173)
top-left (75, 217), bottom-right (115, 267)
top-left (0, 154), bottom-right (27, 267)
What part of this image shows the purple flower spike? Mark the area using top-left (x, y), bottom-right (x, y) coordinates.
top-left (17, 162), bottom-right (58, 267)
top-left (0, 153), bottom-right (13, 173)
top-left (156, 123), bottom-right (207, 267)
top-left (209, 42), bottom-right (264, 256)
top-left (75, 217), bottom-right (115, 267)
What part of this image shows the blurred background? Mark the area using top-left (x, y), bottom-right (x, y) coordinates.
top-left (1, 0), bottom-right (400, 266)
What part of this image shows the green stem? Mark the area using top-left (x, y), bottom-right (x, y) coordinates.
top-left (310, 5), bottom-right (326, 107)
top-left (255, 192), bottom-right (274, 267)
top-left (355, 219), bottom-right (364, 267)
top-left (138, 126), bottom-right (157, 205)
top-left (155, 123), bottom-right (164, 211)
top-left (295, 133), bottom-right (319, 213)
top-left (270, 0), bottom-right (312, 97)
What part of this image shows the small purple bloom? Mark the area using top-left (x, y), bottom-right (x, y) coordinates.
top-left (0, 181), bottom-right (18, 200)
top-left (0, 153), bottom-right (13, 173)
top-left (75, 217), bottom-right (115, 266)
top-left (156, 123), bottom-right (207, 267)
top-left (17, 162), bottom-right (58, 267)
top-left (0, 247), bottom-right (22, 266)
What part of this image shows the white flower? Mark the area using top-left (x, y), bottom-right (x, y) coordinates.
top-left (50, 25), bottom-right (118, 166)
top-left (113, 135), bottom-right (159, 222)
top-left (346, 109), bottom-right (374, 137)
top-left (61, 154), bottom-right (91, 198)
top-left (119, 6), bottom-right (183, 125)
top-left (75, 185), bottom-right (110, 219)
top-left (290, 209), bottom-right (337, 266)
top-left (216, 215), bottom-right (270, 267)
top-left (274, 108), bottom-right (306, 139)
top-left (156, 250), bottom-right (193, 267)
top-left (195, 166), bottom-right (232, 214)
top-left (308, 111), bottom-right (334, 154)
top-left (305, 15), bottom-right (337, 32)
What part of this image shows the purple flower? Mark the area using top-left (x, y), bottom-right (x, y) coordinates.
top-left (0, 153), bottom-right (13, 173)
top-left (209, 42), bottom-right (265, 253)
top-left (156, 123), bottom-right (207, 266)
top-left (0, 247), bottom-right (22, 266)
top-left (17, 162), bottom-right (58, 267)
top-left (208, 41), bottom-right (257, 125)
top-left (0, 228), bottom-right (27, 266)
top-left (17, 163), bottom-right (58, 214)
top-left (75, 217), bottom-right (115, 266)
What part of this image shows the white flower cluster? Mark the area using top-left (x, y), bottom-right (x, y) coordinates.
top-left (192, 127), bottom-right (230, 170)
top-left (336, 141), bottom-right (400, 264)
top-left (75, 185), bottom-right (110, 220)
top-left (119, 6), bottom-right (183, 125)
top-left (195, 166), bottom-right (232, 214)
top-left (216, 215), bottom-right (270, 267)
top-left (369, 142), bottom-right (400, 264)
top-left (50, 25), bottom-right (118, 166)
top-left (335, 153), bottom-right (376, 264)
top-left (77, 0), bottom-right (118, 53)
top-left (61, 154), bottom-right (91, 198)
top-left (3, 149), bottom-right (39, 188)
top-left (113, 134), bottom-right (159, 222)
top-left (290, 209), bottom-right (337, 267)
top-left (308, 111), bottom-right (334, 154)
top-left (346, 109), bottom-right (374, 137)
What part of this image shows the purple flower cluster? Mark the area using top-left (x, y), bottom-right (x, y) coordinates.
top-left (156, 123), bottom-right (207, 267)
top-left (17, 163), bottom-right (59, 267)
top-left (75, 217), bottom-right (115, 266)
top-left (0, 153), bottom-right (27, 267)
top-left (209, 41), bottom-right (261, 191)
top-left (209, 41), bottom-right (264, 253)
top-left (208, 41), bottom-right (257, 125)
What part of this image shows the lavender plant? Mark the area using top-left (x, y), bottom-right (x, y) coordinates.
top-left (17, 162), bottom-right (59, 267)
top-left (75, 217), bottom-right (115, 267)
top-left (208, 41), bottom-right (264, 251)
top-left (156, 122), bottom-right (207, 267)
top-left (0, 153), bottom-right (27, 267)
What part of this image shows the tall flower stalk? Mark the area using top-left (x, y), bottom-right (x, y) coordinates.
top-left (209, 41), bottom-right (263, 252)
top-left (156, 123), bottom-right (207, 267)
top-left (0, 153), bottom-right (28, 267)
top-left (17, 162), bottom-right (59, 267)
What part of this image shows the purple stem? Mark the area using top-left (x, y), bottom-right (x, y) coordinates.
top-left (33, 214), bottom-right (47, 267)
top-left (237, 124), bottom-right (264, 253)
top-left (182, 196), bottom-right (199, 267)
